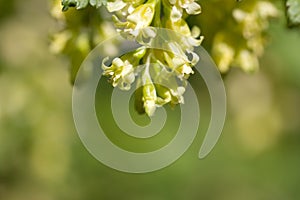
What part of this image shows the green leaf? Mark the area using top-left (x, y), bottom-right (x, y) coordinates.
top-left (62, 0), bottom-right (77, 11)
top-left (90, 0), bottom-right (107, 8)
top-left (286, 0), bottom-right (300, 27)
top-left (62, 0), bottom-right (107, 11)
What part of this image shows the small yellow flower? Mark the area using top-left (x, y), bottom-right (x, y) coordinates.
top-left (107, 0), bottom-right (127, 12)
top-left (127, 2), bottom-right (155, 29)
top-left (168, 0), bottom-right (201, 18)
top-left (102, 57), bottom-right (135, 90)
top-left (236, 50), bottom-right (259, 72)
top-left (212, 40), bottom-right (235, 73)
top-left (110, 0), bottom-right (156, 36)
top-left (142, 71), bottom-right (157, 116)
top-left (50, 31), bottom-right (72, 54)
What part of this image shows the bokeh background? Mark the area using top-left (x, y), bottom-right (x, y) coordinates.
top-left (1, 0), bottom-right (300, 199)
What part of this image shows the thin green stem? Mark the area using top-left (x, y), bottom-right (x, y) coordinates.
top-left (153, 0), bottom-right (162, 27)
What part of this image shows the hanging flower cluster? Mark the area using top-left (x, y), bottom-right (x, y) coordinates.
top-left (210, 1), bottom-right (278, 73)
top-left (51, 0), bottom-right (280, 116)
top-left (102, 0), bottom-right (203, 116)
top-left (51, 0), bottom-right (203, 116)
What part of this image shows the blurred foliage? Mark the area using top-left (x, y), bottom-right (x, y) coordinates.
top-left (192, 0), bottom-right (278, 73)
top-left (0, 0), bottom-right (16, 22)
top-left (61, 0), bottom-right (107, 10)
top-left (286, 0), bottom-right (300, 27)
top-left (0, 0), bottom-right (300, 200)
top-left (50, 0), bottom-right (116, 84)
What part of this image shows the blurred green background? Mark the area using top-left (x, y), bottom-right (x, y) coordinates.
top-left (1, 0), bottom-right (300, 199)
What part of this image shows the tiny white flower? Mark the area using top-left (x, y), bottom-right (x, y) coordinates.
top-left (182, 1), bottom-right (201, 15)
top-left (102, 57), bottom-right (135, 90)
top-left (171, 6), bottom-right (183, 22)
top-left (107, 0), bottom-right (127, 12)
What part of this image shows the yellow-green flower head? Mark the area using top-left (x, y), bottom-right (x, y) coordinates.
top-left (235, 50), bottom-right (259, 73)
top-left (163, 51), bottom-right (194, 80)
top-left (166, 41), bottom-right (199, 66)
top-left (233, 2), bottom-right (278, 43)
top-left (143, 85), bottom-right (157, 116)
top-left (164, 17), bottom-right (204, 51)
top-left (256, 1), bottom-right (278, 19)
top-left (212, 39), bottom-right (235, 73)
top-left (107, 0), bottom-right (127, 12)
top-left (155, 84), bottom-right (185, 107)
top-left (107, 0), bottom-right (145, 14)
top-left (102, 47), bottom-right (146, 90)
top-left (170, 86), bottom-right (185, 105)
top-left (102, 57), bottom-right (136, 90)
top-left (55, 0), bottom-right (204, 116)
top-left (142, 69), bottom-right (157, 116)
top-left (127, 2), bottom-right (155, 29)
top-left (168, 0), bottom-right (201, 21)
top-left (212, 1), bottom-right (278, 73)
top-left (109, 0), bottom-right (156, 36)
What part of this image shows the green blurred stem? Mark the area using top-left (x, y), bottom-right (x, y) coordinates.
top-left (153, 0), bottom-right (162, 27)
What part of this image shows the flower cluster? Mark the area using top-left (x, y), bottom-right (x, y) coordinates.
top-left (51, 0), bottom-right (280, 116)
top-left (50, 0), bottom-right (203, 116)
top-left (210, 1), bottom-right (278, 73)
top-left (102, 0), bottom-right (203, 116)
